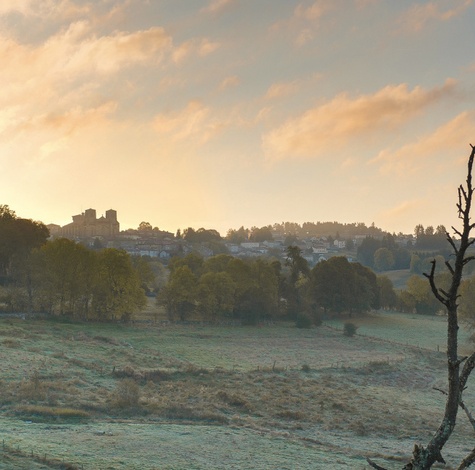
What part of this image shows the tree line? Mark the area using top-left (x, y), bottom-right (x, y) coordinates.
top-left (0, 205), bottom-right (146, 320)
top-left (157, 248), bottom-right (397, 325)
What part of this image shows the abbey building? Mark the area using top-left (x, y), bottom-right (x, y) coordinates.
top-left (48, 208), bottom-right (120, 240)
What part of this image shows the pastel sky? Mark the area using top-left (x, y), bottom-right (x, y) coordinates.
top-left (1, 0), bottom-right (475, 236)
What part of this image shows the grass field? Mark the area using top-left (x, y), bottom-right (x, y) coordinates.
top-left (0, 312), bottom-right (474, 469)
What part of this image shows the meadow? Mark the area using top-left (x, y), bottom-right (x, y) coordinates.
top-left (0, 312), bottom-right (474, 469)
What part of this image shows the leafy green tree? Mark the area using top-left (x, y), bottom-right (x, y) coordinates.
top-left (33, 238), bottom-right (94, 317)
top-left (0, 206), bottom-right (49, 282)
top-left (92, 248), bottom-right (146, 321)
top-left (373, 247), bottom-right (395, 272)
top-left (203, 254), bottom-right (234, 273)
top-left (226, 226), bottom-right (249, 243)
top-left (285, 246), bottom-right (310, 284)
top-left (309, 257), bottom-right (377, 314)
top-left (168, 252), bottom-right (204, 277)
top-left (196, 271), bottom-right (235, 320)
top-left (357, 236), bottom-right (380, 267)
top-left (377, 275), bottom-right (398, 310)
top-left (131, 256), bottom-right (156, 295)
top-left (158, 265), bottom-right (197, 321)
top-left (183, 227), bottom-right (221, 243)
top-left (284, 245), bottom-right (310, 319)
top-left (249, 225), bottom-right (273, 242)
top-left (403, 274), bottom-right (449, 315)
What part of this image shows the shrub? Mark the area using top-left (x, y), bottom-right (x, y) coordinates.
top-left (295, 314), bottom-right (312, 329)
top-left (343, 322), bottom-right (358, 337)
top-left (112, 378), bottom-right (140, 409)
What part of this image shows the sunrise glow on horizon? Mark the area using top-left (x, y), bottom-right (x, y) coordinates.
top-left (1, 0), bottom-right (474, 236)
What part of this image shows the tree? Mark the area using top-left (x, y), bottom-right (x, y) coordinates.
top-left (196, 271), bottom-right (235, 320)
top-left (158, 265), bottom-right (197, 321)
top-left (249, 225), bottom-right (273, 242)
top-left (284, 246), bottom-right (310, 318)
top-left (33, 238), bottom-right (96, 317)
top-left (226, 226), bottom-right (249, 243)
top-left (0, 206), bottom-right (49, 282)
top-left (378, 275), bottom-right (398, 310)
top-left (373, 247), bottom-right (395, 272)
top-left (357, 236), bottom-right (380, 267)
top-left (309, 257), bottom-right (376, 315)
top-left (92, 248), bottom-right (146, 321)
top-left (368, 144), bottom-right (475, 469)
top-left (138, 221), bottom-right (153, 232)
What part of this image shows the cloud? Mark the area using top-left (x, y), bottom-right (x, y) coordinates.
top-left (172, 38), bottom-right (219, 64)
top-left (265, 80), bottom-right (300, 100)
top-left (294, 1), bottom-right (332, 21)
top-left (294, 29), bottom-right (314, 47)
top-left (0, 22), bottom-right (172, 87)
top-left (219, 76), bottom-right (240, 91)
top-left (0, 0), bottom-right (91, 19)
top-left (153, 100), bottom-right (225, 145)
top-left (202, 0), bottom-right (235, 14)
top-left (271, 0), bottom-right (333, 44)
top-left (397, 0), bottom-right (473, 33)
top-left (264, 74), bottom-right (322, 100)
top-left (370, 111), bottom-right (475, 175)
top-left (262, 80), bottom-right (457, 160)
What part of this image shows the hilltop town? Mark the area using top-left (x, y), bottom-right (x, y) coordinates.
top-left (46, 207), bottom-right (416, 266)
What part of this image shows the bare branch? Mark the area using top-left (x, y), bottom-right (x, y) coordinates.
top-left (423, 260), bottom-right (449, 306)
top-left (460, 352), bottom-right (475, 391)
top-left (462, 256), bottom-right (475, 265)
top-left (452, 226), bottom-right (463, 239)
top-left (457, 448), bottom-right (475, 469)
top-left (445, 260), bottom-right (455, 275)
top-left (366, 458), bottom-right (388, 470)
top-left (460, 400), bottom-right (475, 433)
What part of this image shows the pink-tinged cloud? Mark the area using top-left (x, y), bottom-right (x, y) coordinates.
top-left (0, 0), bottom-right (90, 18)
top-left (398, 0), bottom-right (473, 33)
top-left (0, 23), bottom-right (172, 83)
top-left (219, 75), bottom-right (240, 91)
top-left (202, 0), bottom-right (235, 14)
top-left (262, 80), bottom-right (457, 160)
top-left (370, 111), bottom-right (475, 175)
top-left (172, 38), bottom-right (219, 64)
top-left (294, 1), bottom-right (332, 21)
top-left (153, 101), bottom-right (225, 145)
top-left (265, 81), bottom-right (300, 100)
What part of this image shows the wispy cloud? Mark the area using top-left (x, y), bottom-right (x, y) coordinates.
top-left (397, 0), bottom-right (473, 33)
top-left (264, 74), bottom-right (322, 100)
top-left (172, 38), bottom-right (219, 64)
top-left (370, 111), bottom-right (475, 175)
top-left (262, 80), bottom-right (457, 160)
top-left (0, 0), bottom-right (91, 18)
top-left (265, 81), bottom-right (300, 100)
top-left (294, 1), bottom-right (331, 21)
top-left (153, 100), bottom-right (226, 145)
top-left (202, 0), bottom-right (235, 15)
top-left (219, 75), bottom-right (240, 91)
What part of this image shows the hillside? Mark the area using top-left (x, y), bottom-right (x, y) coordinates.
top-left (0, 314), bottom-right (474, 469)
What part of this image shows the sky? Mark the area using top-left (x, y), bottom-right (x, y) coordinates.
top-left (1, 0), bottom-right (475, 236)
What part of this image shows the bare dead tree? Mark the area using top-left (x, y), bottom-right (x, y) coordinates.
top-left (367, 144), bottom-right (475, 470)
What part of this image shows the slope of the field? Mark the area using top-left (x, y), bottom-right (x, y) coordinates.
top-left (0, 315), bottom-right (473, 469)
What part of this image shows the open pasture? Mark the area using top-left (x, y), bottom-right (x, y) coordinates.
top-left (0, 313), bottom-right (474, 469)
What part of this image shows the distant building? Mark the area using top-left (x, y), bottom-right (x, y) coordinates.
top-left (57, 208), bottom-right (120, 240)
